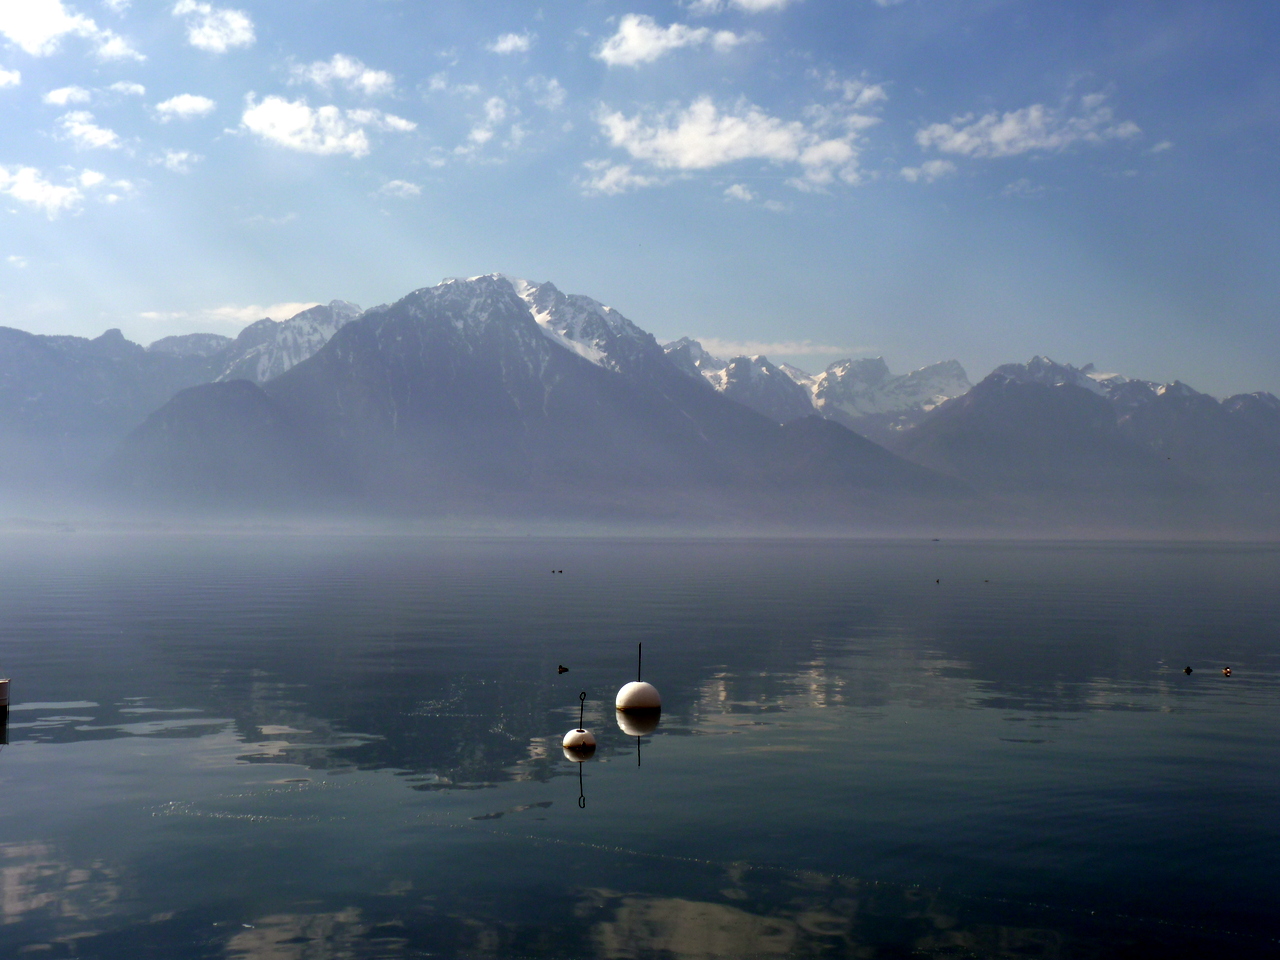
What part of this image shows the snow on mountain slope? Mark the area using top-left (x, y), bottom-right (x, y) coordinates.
top-left (213, 300), bottom-right (362, 383)
top-left (664, 337), bottom-right (727, 384)
top-left (793, 357), bottom-right (971, 422)
top-left (503, 276), bottom-right (662, 374)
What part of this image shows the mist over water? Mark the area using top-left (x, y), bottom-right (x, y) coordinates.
top-left (0, 534), bottom-right (1277, 958)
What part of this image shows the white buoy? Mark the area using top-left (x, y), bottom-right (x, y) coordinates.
top-left (562, 691), bottom-right (596, 760)
top-left (563, 732), bottom-right (596, 757)
top-left (616, 681), bottom-right (660, 711)
top-left (616, 643), bottom-right (661, 711)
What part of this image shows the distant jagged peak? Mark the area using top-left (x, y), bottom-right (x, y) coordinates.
top-left (804, 356), bottom-right (971, 420)
top-left (213, 299), bottom-right (366, 384)
top-left (1156, 380), bottom-right (1207, 399)
top-left (817, 356), bottom-right (891, 386)
top-left (777, 362), bottom-right (814, 387)
top-left (711, 353), bottom-right (817, 423)
top-left (147, 332), bottom-right (233, 358)
top-left (991, 356), bottom-right (1106, 395)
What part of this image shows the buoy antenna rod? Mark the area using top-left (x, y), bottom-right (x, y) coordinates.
top-left (578, 691), bottom-right (586, 730)
top-left (638, 643), bottom-right (642, 683)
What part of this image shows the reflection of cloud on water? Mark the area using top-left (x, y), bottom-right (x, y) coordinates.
top-left (578, 866), bottom-right (1067, 960)
top-left (589, 892), bottom-right (796, 959)
top-left (224, 907), bottom-right (398, 959)
top-left (0, 841), bottom-right (125, 929)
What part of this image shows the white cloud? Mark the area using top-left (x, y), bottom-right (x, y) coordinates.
top-left (687, 0), bottom-right (796, 13)
top-left (208, 302), bottom-right (320, 325)
top-left (78, 168), bottom-right (104, 186)
top-left (526, 75), bottom-right (565, 110)
top-left (0, 0), bottom-right (141, 60)
top-left (154, 93), bottom-right (216, 121)
top-left (152, 148), bottom-right (201, 172)
top-left (456, 96), bottom-right (509, 154)
top-left (579, 159), bottom-right (660, 195)
top-left (378, 179), bottom-right (421, 199)
top-left (240, 95), bottom-right (414, 158)
top-left (0, 164), bottom-right (83, 217)
top-left (900, 159), bottom-right (956, 183)
top-left (1001, 178), bottom-right (1045, 199)
top-left (7, 254), bottom-right (28, 268)
top-left (291, 54), bottom-right (394, 97)
top-left (916, 93), bottom-right (1141, 158)
top-left (724, 183), bottom-right (755, 202)
top-left (108, 80), bottom-right (144, 95)
top-left (596, 96), bottom-right (865, 187)
top-left (697, 338), bottom-right (852, 359)
top-left (1151, 139), bottom-right (1173, 153)
top-left (596, 14), bottom-right (747, 67)
top-left (43, 84), bottom-right (90, 105)
top-left (347, 107), bottom-right (416, 132)
top-left (0, 68), bottom-right (19, 87)
top-left (817, 73), bottom-right (888, 110)
top-left (172, 0), bottom-right (254, 53)
top-left (58, 110), bottom-right (120, 149)
top-left (103, 0), bottom-right (131, 11)
top-left (142, 301), bottom-right (322, 329)
top-left (487, 32), bottom-right (533, 54)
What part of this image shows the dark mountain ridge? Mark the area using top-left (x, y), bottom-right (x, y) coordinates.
top-left (102, 276), bottom-right (964, 521)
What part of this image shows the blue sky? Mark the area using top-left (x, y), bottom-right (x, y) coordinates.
top-left (1, 0), bottom-right (1277, 395)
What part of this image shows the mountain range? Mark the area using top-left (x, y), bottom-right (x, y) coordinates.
top-left (3, 275), bottom-right (1277, 532)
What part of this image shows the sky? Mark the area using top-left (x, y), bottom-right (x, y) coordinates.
top-left (0, 0), bottom-right (1277, 396)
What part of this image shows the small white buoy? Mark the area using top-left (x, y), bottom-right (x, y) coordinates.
top-left (562, 691), bottom-right (596, 760)
top-left (562, 727), bottom-right (596, 761)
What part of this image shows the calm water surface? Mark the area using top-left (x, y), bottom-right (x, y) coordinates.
top-left (0, 534), bottom-right (1277, 958)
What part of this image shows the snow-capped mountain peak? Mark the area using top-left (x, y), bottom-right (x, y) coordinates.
top-left (500, 276), bottom-right (659, 373)
top-left (213, 299), bottom-right (363, 383)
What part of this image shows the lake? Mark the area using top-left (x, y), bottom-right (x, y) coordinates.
top-left (0, 534), bottom-right (1277, 958)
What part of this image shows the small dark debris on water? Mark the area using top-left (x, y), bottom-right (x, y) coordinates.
top-left (1184, 666), bottom-right (1193, 675)
top-left (936, 579), bottom-right (940, 584)
top-left (1223, 667), bottom-right (1232, 677)
top-left (558, 665), bottom-right (569, 674)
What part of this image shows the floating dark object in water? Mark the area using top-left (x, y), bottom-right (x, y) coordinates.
top-left (1223, 667), bottom-right (1232, 677)
top-left (563, 691), bottom-right (596, 760)
top-left (1184, 666), bottom-right (1193, 675)
top-left (617, 643), bottom-right (661, 711)
top-left (558, 665), bottom-right (569, 674)
top-left (935, 579), bottom-right (940, 584)
top-left (0, 678), bottom-right (8, 707)
top-left (932, 538), bottom-right (940, 542)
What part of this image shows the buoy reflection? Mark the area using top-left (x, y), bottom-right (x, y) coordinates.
top-left (616, 707), bottom-right (661, 766)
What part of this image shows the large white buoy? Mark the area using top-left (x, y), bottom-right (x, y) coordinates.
top-left (615, 681), bottom-right (661, 711)
top-left (616, 643), bottom-right (661, 711)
